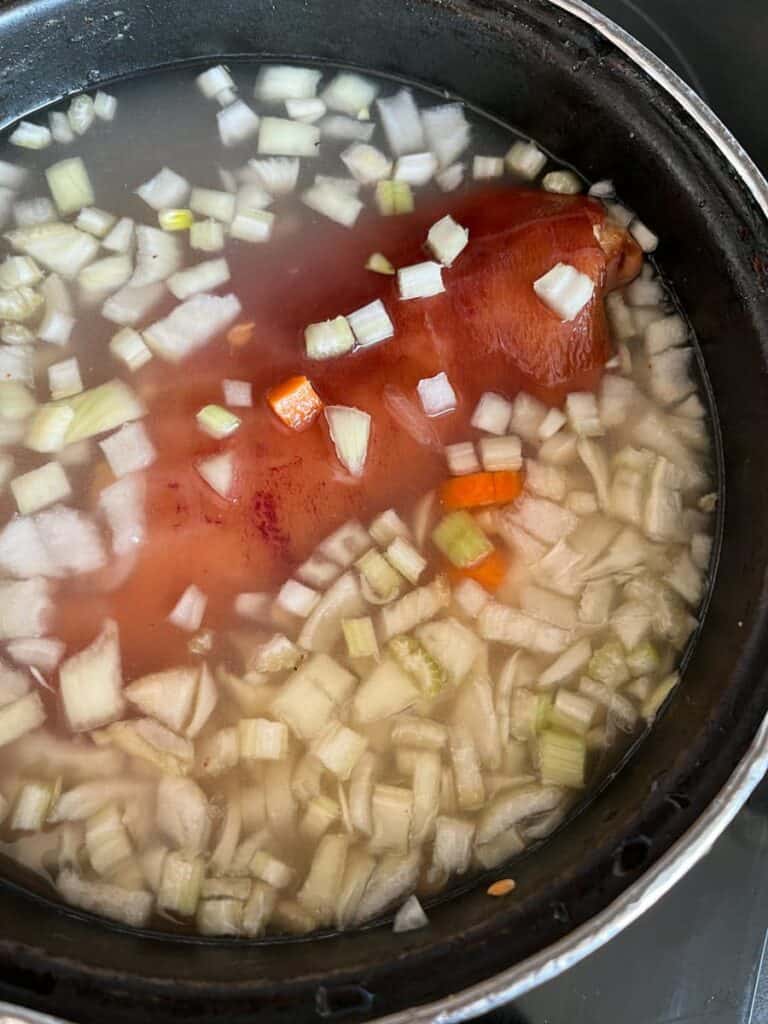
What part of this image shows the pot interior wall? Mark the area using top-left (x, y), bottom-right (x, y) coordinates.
top-left (0, 0), bottom-right (767, 1021)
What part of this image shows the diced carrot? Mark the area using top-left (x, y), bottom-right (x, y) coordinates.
top-left (449, 547), bottom-right (508, 592)
top-left (440, 472), bottom-right (496, 509)
top-left (227, 321), bottom-right (256, 347)
top-left (267, 375), bottom-right (323, 431)
top-left (487, 878), bottom-right (516, 897)
top-left (492, 469), bottom-right (524, 504)
top-left (439, 470), bottom-right (523, 509)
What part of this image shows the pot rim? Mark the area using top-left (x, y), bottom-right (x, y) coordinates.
top-left (373, 1), bottom-right (768, 1020)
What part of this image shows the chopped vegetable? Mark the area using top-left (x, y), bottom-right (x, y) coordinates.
top-left (471, 392), bottom-right (513, 435)
top-left (487, 878), bottom-right (516, 897)
top-left (534, 262), bottom-right (595, 321)
top-left (439, 470), bottom-right (523, 509)
top-left (168, 585), bottom-right (207, 632)
top-left (446, 442), bottom-right (481, 476)
top-left (417, 372), bottom-right (457, 417)
top-left (342, 616), bottom-right (379, 659)
top-left (218, 100), bottom-right (260, 146)
top-left (505, 140), bottom-right (547, 179)
top-left (304, 316), bottom-right (355, 359)
top-left (99, 421), bottom-right (156, 477)
top-left (11, 461), bottom-right (71, 515)
top-left (365, 252), bottom-right (395, 275)
top-left (347, 299), bottom-right (394, 347)
top-left (325, 405), bottom-right (371, 477)
top-left (375, 179), bottom-right (414, 216)
top-left (427, 214), bottom-right (469, 266)
top-left (394, 152), bottom-right (438, 185)
top-left (453, 548), bottom-right (508, 591)
top-left (376, 88), bottom-right (425, 155)
top-left (11, 121), bottom-right (52, 150)
top-left (302, 182), bottom-right (363, 227)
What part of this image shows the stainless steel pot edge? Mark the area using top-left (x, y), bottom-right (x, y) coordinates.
top-left (374, 1), bottom-right (768, 1020)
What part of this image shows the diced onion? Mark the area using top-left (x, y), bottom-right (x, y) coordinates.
top-left (67, 94), bottom-right (95, 136)
top-left (533, 262), bottom-right (595, 321)
top-left (129, 225), bottom-right (182, 287)
top-left (393, 894), bottom-right (428, 933)
top-left (325, 405), bottom-right (371, 477)
top-left (218, 100), bottom-right (260, 146)
top-left (78, 254), bottom-right (133, 301)
top-left (196, 452), bottom-right (235, 499)
top-left (258, 116), bottom-right (318, 156)
top-left (256, 65), bottom-right (322, 102)
top-left (365, 252), bottom-right (395, 275)
top-left (102, 282), bottom-right (165, 326)
top-left (99, 421), bottom-right (156, 477)
top-left (136, 167), bottom-right (190, 211)
top-left (11, 462), bottom-right (71, 515)
top-left (422, 103), bottom-right (470, 168)
top-left (61, 378), bottom-right (146, 444)
top-left (341, 144), bottom-right (392, 185)
top-left (222, 379), bottom-right (252, 407)
top-left (445, 441), bottom-right (480, 476)
top-left (107, 328), bottom-right (151, 372)
top-left (347, 299), bottom-right (394, 348)
top-left (630, 218), bottom-right (659, 253)
top-left (427, 214), bottom-right (469, 267)
top-left (102, 216), bottom-right (134, 253)
top-left (589, 179), bottom-right (615, 198)
top-left (376, 89), bottom-right (425, 155)
top-left (49, 111), bottom-right (75, 144)
top-left (98, 473), bottom-right (145, 556)
top-left (168, 585), bottom-right (207, 632)
top-left (13, 197), bottom-right (56, 226)
top-left (168, 258), bottom-right (230, 300)
top-left (10, 121), bottom-right (52, 150)
top-left (75, 207), bottom-right (116, 238)
top-left (246, 157), bottom-right (300, 195)
top-left (0, 160), bottom-right (27, 189)
top-left (302, 183), bottom-right (363, 228)
top-left (319, 115), bottom-right (374, 142)
top-left (24, 405), bottom-right (74, 454)
top-left (565, 392), bottom-right (604, 437)
top-left (93, 91), bottom-right (117, 121)
top-left (472, 155), bottom-right (504, 179)
top-left (196, 65), bottom-right (235, 100)
top-left (394, 152), bottom-right (438, 186)
top-left (538, 407), bottom-right (567, 440)
top-left (505, 140), bottom-right (547, 179)
top-left (189, 187), bottom-right (235, 222)
top-left (285, 98), bottom-right (327, 122)
top-left (229, 210), bottom-right (274, 243)
top-left (417, 372), bottom-right (457, 418)
top-left (470, 392), bottom-right (512, 435)
top-left (397, 261), bottom-right (444, 300)
top-left (479, 435), bottom-right (522, 472)
top-left (305, 316), bottom-right (355, 360)
top-left (196, 404), bottom-right (241, 439)
top-left (322, 72), bottom-right (379, 117)
top-left (190, 219), bottom-right (225, 252)
top-left (7, 637), bottom-right (65, 672)
top-left (236, 183), bottom-right (272, 213)
top-left (542, 169), bottom-right (581, 194)
top-left (144, 293), bottom-right (242, 362)
top-left (276, 578), bottom-right (321, 619)
top-left (0, 255), bottom-right (42, 290)
top-left (48, 357), bottom-right (83, 400)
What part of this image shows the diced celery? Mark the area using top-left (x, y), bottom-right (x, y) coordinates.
top-left (196, 404), bottom-right (241, 439)
top-left (239, 718), bottom-right (289, 760)
top-left (46, 157), bottom-right (94, 215)
top-left (539, 729), bottom-right (587, 787)
top-left (375, 179), bottom-right (414, 216)
top-left (342, 616), bottom-right (379, 659)
top-left (432, 510), bottom-right (493, 568)
top-left (356, 548), bottom-right (402, 603)
top-left (587, 640), bottom-right (630, 688)
top-left (311, 721), bottom-right (367, 780)
top-left (388, 634), bottom-right (446, 697)
top-left (158, 851), bottom-right (204, 915)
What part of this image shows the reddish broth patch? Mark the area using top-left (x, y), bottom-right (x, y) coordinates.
top-left (55, 187), bottom-right (635, 672)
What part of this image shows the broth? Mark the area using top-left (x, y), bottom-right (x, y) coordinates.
top-left (0, 61), bottom-right (715, 937)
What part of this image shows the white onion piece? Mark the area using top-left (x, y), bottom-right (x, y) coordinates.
top-left (421, 103), bottom-right (470, 167)
top-left (67, 95), bottom-right (95, 135)
top-left (167, 258), bottom-right (230, 300)
top-left (347, 299), bottom-right (394, 348)
top-left (479, 435), bottom-right (523, 472)
top-left (285, 98), bottom-right (326, 123)
top-left (277, 579), bottom-right (320, 618)
top-left (196, 452), bottom-right (235, 500)
top-left (7, 224), bottom-right (99, 279)
top-left (99, 422), bottom-right (156, 478)
top-left (78, 254), bottom-right (133, 303)
top-left (393, 894), bottom-right (428, 933)
top-left (376, 89), bottom-right (425, 156)
top-left (168, 584), bottom-right (207, 632)
top-left (0, 346), bottom-right (33, 386)
top-left (589, 179), bottom-right (615, 198)
top-left (246, 157), bottom-right (300, 195)
top-left (12, 197), bottom-right (55, 227)
top-left (322, 72), bottom-right (378, 117)
top-left (129, 225), bottom-right (182, 287)
top-left (102, 216), bottom-right (134, 254)
top-left (426, 214), bottom-right (468, 267)
top-left (533, 263), bottom-right (595, 321)
top-left (506, 140), bottom-right (547, 180)
top-left (93, 91), bottom-right (117, 121)
top-left (445, 442), bottom-right (480, 476)
top-left (218, 100), bottom-right (260, 146)
top-left (0, 579), bottom-right (52, 641)
top-left (325, 406), bottom-right (372, 477)
top-left (236, 184), bottom-right (272, 213)
top-left (0, 517), bottom-right (59, 578)
top-left (11, 463), bottom-right (71, 515)
top-left (229, 210), bottom-right (274, 243)
top-left (75, 207), bottom-right (116, 238)
top-left (472, 155), bottom-right (504, 179)
top-left (196, 65), bottom-right (235, 100)
top-left (222, 380), bottom-right (252, 407)
top-left (302, 183), bottom-right (363, 228)
top-left (48, 357), bottom-right (83, 400)
top-left (319, 116), bottom-right (374, 142)
top-left (190, 220), bottom-right (225, 253)
top-left (471, 392), bottom-right (513, 435)
top-left (0, 160), bottom-right (27, 190)
top-left (314, 174), bottom-right (360, 195)
top-left (417, 372), bottom-right (457, 418)
top-left (49, 111), bottom-right (75, 145)
top-left (102, 282), bottom-right (166, 327)
top-left (436, 162), bottom-right (465, 192)
top-left (341, 144), bottom-right (392, 185)
top-left (136, 167), bottom-right (190, 211)
top-left (34, 505), bottom-right (107, 575)
top-left (397, 261), bottom-right (444, 300)
top-left (7, 637), bottom-right (65, 672)
top-left (542, 170), bottom-right (581, 194)
top-left (255, 66), bottom-right (322, 102)
top-left (98, 474), bottom-right (145, 556)
top-left (258, 116), bottom-right (318, 156)
top-left (109, 327), bottom-right (152, 371)
top-left (630, 218), bottom-right (659, 253)
top-left (10, 121), bottom-right (51, 150)
top-left (394, 152), bottom-right (438, 186)
top-left (0, 255), bottom-right (42, 290)
top-left (144, 293), bottom-right (241, 362)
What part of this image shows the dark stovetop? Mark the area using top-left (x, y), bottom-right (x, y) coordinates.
top-left (489, 3), bottom-right (768, 1023)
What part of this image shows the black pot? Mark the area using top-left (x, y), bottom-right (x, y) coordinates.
top-left (1, 1), bottom-right (767, 1021)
